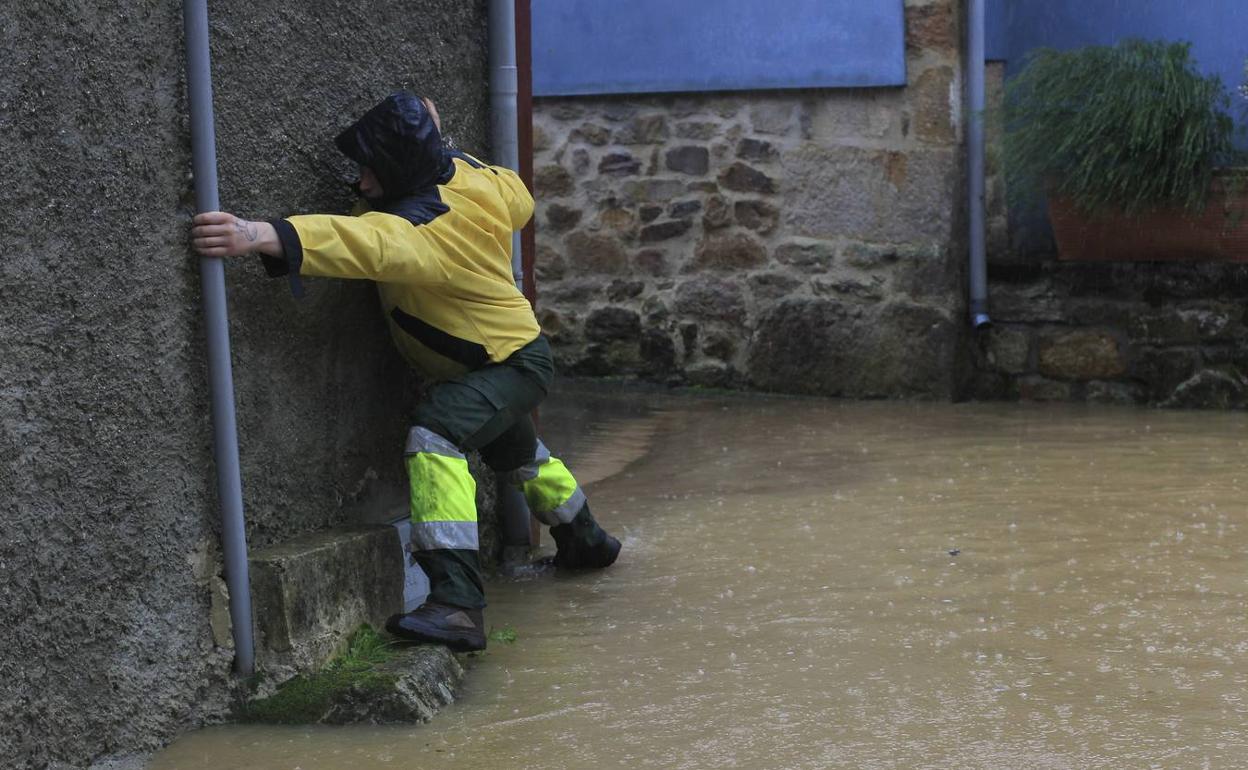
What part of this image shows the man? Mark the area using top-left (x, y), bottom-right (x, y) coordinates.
top-left (191, 92), bottom-right (621, 652)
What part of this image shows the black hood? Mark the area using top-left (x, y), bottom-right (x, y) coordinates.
top-left (334, 92), bottom-right (452, 204)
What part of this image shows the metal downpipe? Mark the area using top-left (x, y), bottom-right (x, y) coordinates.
top-left (183, 0), bottom-right (256, 675)
top-left (489, 0), bottom-right (536, 557)
top-left (489, 0), bottom-right (523, 290)
top-left (967, 0), bottom-right (991, 329)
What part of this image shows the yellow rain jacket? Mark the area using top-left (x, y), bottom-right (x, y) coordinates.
top-left (265, 93), bottom-right (539, 382)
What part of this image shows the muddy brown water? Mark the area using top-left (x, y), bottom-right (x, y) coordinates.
top-left (152, 388), bottom-right (1248, 769)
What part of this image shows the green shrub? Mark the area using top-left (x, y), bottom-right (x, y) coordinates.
top-left (1004, 39), bottom-right (1241, 215)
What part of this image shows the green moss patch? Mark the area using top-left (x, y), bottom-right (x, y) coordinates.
top-left (243, 625), bottom-right (397, 724)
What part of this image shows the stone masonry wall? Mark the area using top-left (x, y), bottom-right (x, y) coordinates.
top-left (968, 63), bottom-right (1248, 408)
top-left (0, 1), bottom-right (489, 767)
top-left (532, 0), bottom-right (968, 399)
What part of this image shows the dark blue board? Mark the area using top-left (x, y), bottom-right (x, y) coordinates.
top-left (532, 0), bottom-right (907, 97)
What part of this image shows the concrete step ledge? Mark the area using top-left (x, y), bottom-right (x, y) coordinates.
top-left (249, 525), bottom-right (404, 672)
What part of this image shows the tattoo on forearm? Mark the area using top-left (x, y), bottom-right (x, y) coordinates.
top-left (235, 219), bottom-right (259, 243)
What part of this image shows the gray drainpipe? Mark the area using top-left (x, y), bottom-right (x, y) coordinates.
top-left (183, 0), bottom-right (256, 676)
top-left (488, 0), bottom-right (536, 558)
top-left (967, 0), bottom-right (991, 329)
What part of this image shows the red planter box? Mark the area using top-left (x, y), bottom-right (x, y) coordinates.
top-left (1049, 173), bottom-right (1248, 262)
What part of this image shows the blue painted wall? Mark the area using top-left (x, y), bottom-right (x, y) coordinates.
top-left (532, 0), bottom-right (906, 97)
top-left (986, 0), bottom-right (1247, 97)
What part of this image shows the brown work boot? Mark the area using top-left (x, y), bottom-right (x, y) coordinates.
top-left (385, 601), bottom-right (486, 652)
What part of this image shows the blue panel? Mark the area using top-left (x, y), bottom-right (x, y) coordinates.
top-left (533, 0), bottom-right (906, 97)
top-left (996, 0), bottom-right (1247, 100)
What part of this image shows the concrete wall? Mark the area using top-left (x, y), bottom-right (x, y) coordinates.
top-left (531, 0), bottom-right (967, 398)
top-left (0, 1), bottom-right (489, 767)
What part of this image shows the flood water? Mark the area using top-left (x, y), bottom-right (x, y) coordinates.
top-left (153, 387), bottom-right (1248, 769)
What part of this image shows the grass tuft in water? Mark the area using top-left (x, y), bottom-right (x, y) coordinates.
top-left (487, 626), bottom-right (519, 644)
top-left (242, 625), bottom-right (398, 724)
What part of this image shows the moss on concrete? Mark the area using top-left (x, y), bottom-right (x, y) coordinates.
top-left (243, 626), bottom-right (396, 724)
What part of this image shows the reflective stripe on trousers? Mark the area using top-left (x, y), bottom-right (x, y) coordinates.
top-left (508, 440), bottom-right (586, 526)
top-left (406, 426), bottom-right (479, 550)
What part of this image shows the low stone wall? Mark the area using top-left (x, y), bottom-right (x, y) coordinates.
top-left (531, 0), bottom-right (967, 399)
top-left (969, 263), bottom-right (1248, 407)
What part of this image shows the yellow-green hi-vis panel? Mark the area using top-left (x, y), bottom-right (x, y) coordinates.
top-left (406, 426), bottom-right (479, 550)
top-left (514, 441), bottom-right (587, 525)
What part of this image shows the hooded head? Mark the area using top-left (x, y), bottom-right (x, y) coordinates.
top-left (334, 92), bottom-right (451, 205)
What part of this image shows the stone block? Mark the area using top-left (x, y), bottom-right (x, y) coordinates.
top-left (1130, 303), bottom-right (1246, 345)
top-left (749, 272), bottom-right (804, 302)
top-left (703, 195), bottom-right (733, 230)
top-left (1017, 376), bottom-right (1073, 402)
top-left (601, 102), bottom-right (640, 122)
top-left (542, 279), bottom-right (603, 304)
top-left (1086, 381), bottom-right (1145, 406)
top-left (686, 361), bottom-right (738, 388)
top-left (547, 102), bottom-right (586, 121)
top-left (543, 203), bottom-right (582, 233)
top-left (675, 277), bottom-right (747, 321)
top-left (639, 205), bottom-right (663, 223)
top-left (622, 178), bottom-right (687, 204)
top-left (1038, 331), bottom-right (1125, 381)
top-left (908, 66), bottom-right (957, 144)
top-left (1131, 347), bottom-right (1201, 401)
top-left (986, 326), bottom-right (1031, 375)
top-left (687, 232), bottom-right (768, 272)
top-left (734, 200), bottom-right (779, 234)
top-left (746, 298), bottom-right (956, 397)
top-left (804, 90), bottom-right (901, 141)
top-left (783, 144), bottom-right (955, 242)
top-left (565, 231), bottom-right (630, 274)
top-left (640, 219), bottom-right (693, 243)
top-left (534, 243), bottom-right (566, 282)
top-left (775, 239), bottom-right (836, 271)
top-left (1162, 368), bottom-right (1248, 409)
top-left (676, 121), bottom-right (720, 140)
top-left (812, 277), bottom-right (886, 302)
top-left (607, 279), bottom-right (646, 301)
top-left (598, 152), bottom-right (642, 176)
top-left (719, 162), bottom-right (778, 194)
top-left (666, 146), bottom-right (710, 175)
top-left (906, 1), bottom-right (958, 53)
top-left (532, 124), bottom-right (552, 153)
top-left (669, 200), bottom-right (703, 218)
top-left (749, 102), bottom-right (795, 135)
top-left (990, 279), bottom-right (1065, 323)
top-left (702, 331), bottom-right (738, 361)
top-left (586, 307), bottom-right (642, 343)
top-left (634, 249), bottom-right (669, 276)
top-left (250, 526), bottom-right (404, 670)
top-left (616, 114), bottom-right (670, 144)
top-left (640, 328), bottom-right (677, 376)
top-left (534, 164), bottom-right (574, 197)
top-left (571, 122), bottom-right (611, 146)
top-left (597, 207), bottom-right (637, 235)
top-left (736, 138), bottom-right (779, 163)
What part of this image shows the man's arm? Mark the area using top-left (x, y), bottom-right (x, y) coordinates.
top-left (191, 210), bottom-right (450, 285)
top-left (191, 212), bottom-right (282, 258)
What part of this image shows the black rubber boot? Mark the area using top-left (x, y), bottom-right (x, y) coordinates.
top-left (385, 601), bottom-right (487, 652)
top-left (551, 503), bottom-right (621, 570)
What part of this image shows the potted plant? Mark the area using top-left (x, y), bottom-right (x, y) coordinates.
top-left (1003, 39), bottom-right (1247, 261)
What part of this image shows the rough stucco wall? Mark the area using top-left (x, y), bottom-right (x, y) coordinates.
top-left (0, 1), bottom-right (488, 768)
top-left (531, 0), bottom-right (966, 399)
